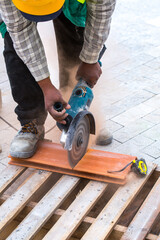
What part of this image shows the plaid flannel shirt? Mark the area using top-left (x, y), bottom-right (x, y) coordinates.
top-left (0, 0), bottom-right (116, 82)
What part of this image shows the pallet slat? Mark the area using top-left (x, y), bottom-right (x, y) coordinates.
top-left (6, 175), bottom-right (80, 240)
top-left (81, 164), bottom-right (156, 240)
top-left (0, 198), bottom-right (158, 240)
top-left (157, 234), bottom-right (160, 240)
top-left (0, 170), bottom-right (52, 233)
top-left (43, 181), bottom-right (108, 240)
top-left (121, 177), bottom-right (160, 240)
top-left (114, 225), bottom-right (158, 240)
top-left (0, 165), bottom-right (26, 195)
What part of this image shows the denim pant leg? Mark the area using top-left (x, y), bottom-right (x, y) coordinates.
top-left (53, 13), bottom-right (84, 89)
top-left (3, 32), bottom-right (47, 126)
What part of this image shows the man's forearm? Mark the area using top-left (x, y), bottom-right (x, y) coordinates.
top-left (79, 0), bottom-right (116, 63)
top-left (0, 0), bottom-right (50, 81)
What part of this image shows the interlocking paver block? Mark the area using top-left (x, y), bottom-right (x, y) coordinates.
top-left (142, 141), bottom-right (160, 159)
top-left (105, 90), bottom-right (154, 120)
top-left (112, 103), bottom-right (155, 126)
top-left (127, 135), bottom-right (155, 149)
top-left (144, 83), bottom-right (160, 94)
top-left (146, 46), bottom-right (160, 57)
top-left (105, 120), bottom-right (123, 133)
top-left (0, 119), bottom-right (9, 131)
top-left (143, 124), bottom-right (160, 141)
top-left (143, 94), bottom-right (160, 108)
top-left (122, 53), bottom-right (155, 71)
top-left (93, 139), bottom-right (121, 153)
top-left (143, 109), bottom-right (160, 124)
top-left (144, 56), bottom-right (160, 70)
top-left (113, 119), bottom-right (154, 143)
top-left (113, 141), bottom-right (156, 162)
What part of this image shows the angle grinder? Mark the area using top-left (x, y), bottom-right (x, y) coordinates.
top-left (54, 79), bottom-right (95, 168)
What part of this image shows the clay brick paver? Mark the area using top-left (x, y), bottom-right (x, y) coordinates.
top-left (0, 0), bottom-right (160, 170)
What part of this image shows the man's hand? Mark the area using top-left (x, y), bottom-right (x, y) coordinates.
top-left (38, 77), bottom-right (70, 124)
top-left (76, 62), bottom-right (102, 88)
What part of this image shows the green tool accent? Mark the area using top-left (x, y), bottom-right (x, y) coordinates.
top-left (0, 22), bottom-right (7, 38)
top-left (77, 0), bottom-right (85, 3)
top-left (63, 0), bottom-right (87, 27)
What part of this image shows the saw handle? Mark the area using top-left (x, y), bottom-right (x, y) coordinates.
top-left (54, 102), bottom-right (64, 112)
top-left (53, 102), bottom-right (72, 131)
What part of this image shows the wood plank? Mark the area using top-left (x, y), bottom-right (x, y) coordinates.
top-left (43, 181), bottom-right (108, 240)
top-left (81, 164), bottom-right (156, 240)
top-left (0, 170), bottom-right (52, 233)
top-left (6, 175), bottom-right (80, 240)
top-left (120, 177), bottom-right (160, 240)
top-left (0, 165), bottom-right (26, 195)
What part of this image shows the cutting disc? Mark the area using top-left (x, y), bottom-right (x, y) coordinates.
top-left (68, 116), bottom-right (90, 168)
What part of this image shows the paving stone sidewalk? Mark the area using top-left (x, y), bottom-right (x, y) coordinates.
top-left (0, 0), bottom-right (160, 171)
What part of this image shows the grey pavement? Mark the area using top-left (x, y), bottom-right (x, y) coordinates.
top-left (0, 0), bottom-right (160, 171)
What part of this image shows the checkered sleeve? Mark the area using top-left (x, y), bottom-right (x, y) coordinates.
top-left (0, 13), bottom-right (2, 23)
top-left (80, 0), bottom-right (116, 64)
top-left (0, 0), bottom-right (50, 81)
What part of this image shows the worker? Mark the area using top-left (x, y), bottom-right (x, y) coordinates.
top-left (0, 0), bottom-right (116, 158)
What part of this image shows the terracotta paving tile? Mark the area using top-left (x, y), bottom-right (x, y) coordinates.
top-left (9, 141), bottom-right (136, 185)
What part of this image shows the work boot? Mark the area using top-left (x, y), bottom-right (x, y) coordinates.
top-left (96, 128), bottom-right (113, 146)
top-left (10, 122), bottom-right (45, 158)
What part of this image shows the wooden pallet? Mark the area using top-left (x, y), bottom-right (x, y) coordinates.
top-left (0, 163), bottom-right (160, 240)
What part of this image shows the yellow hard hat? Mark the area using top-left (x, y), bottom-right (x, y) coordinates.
top-left (12, 0), bottom-right (65, 22)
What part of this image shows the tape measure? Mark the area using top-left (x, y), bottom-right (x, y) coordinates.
top-left (108, 158), bottom-right (148, 176)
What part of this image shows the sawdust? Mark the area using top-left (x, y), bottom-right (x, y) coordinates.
top-left (60, 84), bottom-right (107, 148)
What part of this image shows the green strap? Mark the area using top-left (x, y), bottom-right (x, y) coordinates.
top-left (0, 22), bottom-right (7, 38)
